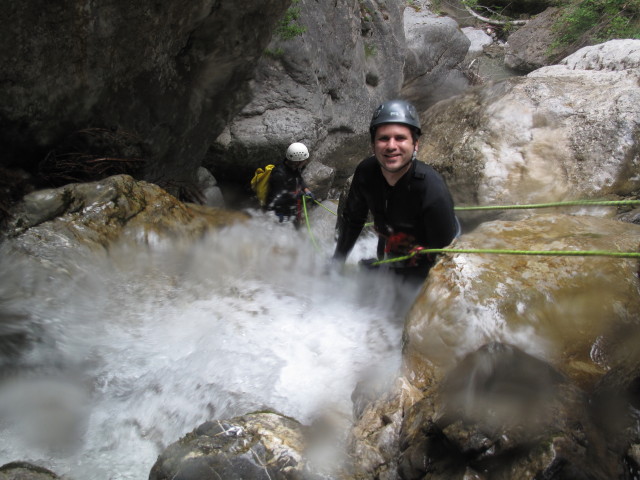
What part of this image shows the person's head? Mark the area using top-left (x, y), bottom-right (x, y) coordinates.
top-left (285, 142), bottom-right (310, 169)
top-left (369, 100), bottom-right (421, 174)
top-left (369, 99), bottom-right (421, 143)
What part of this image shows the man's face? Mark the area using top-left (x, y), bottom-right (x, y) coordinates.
top-left (373, 124), bottom-right (417, 174)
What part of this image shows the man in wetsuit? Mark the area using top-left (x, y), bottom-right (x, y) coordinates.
top-left (332, 99), bottom-right (459, 281)
top-left (266, 142), bottom-right (315, 226)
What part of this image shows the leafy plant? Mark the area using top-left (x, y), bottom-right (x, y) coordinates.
top-left (552, 0), bottom-right (640, 49)
top-left (276, 0), bottom-right (307, 40)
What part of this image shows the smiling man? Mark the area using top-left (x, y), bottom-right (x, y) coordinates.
top-left (333, 99), bottom-right (459, 282)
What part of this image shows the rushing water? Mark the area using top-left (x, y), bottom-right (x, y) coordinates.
top-left (0, 207), bottom-right (415, 479)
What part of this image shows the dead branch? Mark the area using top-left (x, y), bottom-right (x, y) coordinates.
top-left (464, 5), bottom-right (528, 26)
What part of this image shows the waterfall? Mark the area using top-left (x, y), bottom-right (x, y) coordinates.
top-left (0, 211), bottom-right (414, 479)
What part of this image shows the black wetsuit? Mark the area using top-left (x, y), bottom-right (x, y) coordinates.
top-left (266, 161), bottom-right (307, 221)
top-left (334, 156), bottom-right (458, 279)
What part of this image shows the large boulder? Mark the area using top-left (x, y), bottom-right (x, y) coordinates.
top-left (401, 9), bottom-right (471, 112)
top-left (404, 213), bottom-right (640, 386)
top-left (398, 342), bottom-right (629, 479)
top-left (348, 212), bottom-right (640, 478)
top-left (0, 0), bottom-right (290, 189)
top-left (419, 39), bottom-right (640, 228)
top-left (207, 0), bottom-right (406, 187)
top-left (504, 7), bottom-right (564, 72)
top-left (1, 174), bottom-right (248, 268)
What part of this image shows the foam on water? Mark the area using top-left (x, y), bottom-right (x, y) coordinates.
top-left (0, 214), bottom-right (406, 479)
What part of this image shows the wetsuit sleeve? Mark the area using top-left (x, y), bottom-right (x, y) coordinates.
top-left (333, 174), bottom-right (369, 261)
top-left (423, 179), bottom-right (458, 249)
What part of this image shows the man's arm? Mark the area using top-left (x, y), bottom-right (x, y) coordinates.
top-left (333, 177), bottom-right (369, 261)
top-left (422, 173), bottom-right (458, 249)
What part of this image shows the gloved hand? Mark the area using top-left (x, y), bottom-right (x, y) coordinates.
top-left (304, 191), bottom-right (316, 200)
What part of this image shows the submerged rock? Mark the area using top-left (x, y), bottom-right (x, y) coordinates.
top-left (150, 412), bottom-right (312, 480)
top-left (0, 462), bottom-right (60, 479)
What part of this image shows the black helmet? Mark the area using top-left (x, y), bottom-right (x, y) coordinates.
top-left (369, 99), bottom-right (421, 137)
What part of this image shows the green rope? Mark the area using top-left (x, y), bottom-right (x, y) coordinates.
top-left (312, 198), bottom-right (339, 215)
top-left (314, 199), bottom-right (640, 215)
top-left (455, 199), bottom-right (640, 211)
top-left (307, 198), bottom-right (640, 262)
top-left (302, 195), bottom-right (322, 253)
top-left (370, 247), bottom-right (640, 267)
top-left (314, 198), bottom-right (639, 229)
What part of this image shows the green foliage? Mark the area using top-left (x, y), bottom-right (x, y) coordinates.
top-left (358, 0), bottom-right (376, 21)
top-left (552, 0), bottom-right (640, 48)
top-left (461, 0), bottom-right (480, 9)
top-left (276, 0), bottom-right (307, 40)
top-left (364, 42), bottom-right (377, 57)
top-left (264, 47), bottom-right (285, 58)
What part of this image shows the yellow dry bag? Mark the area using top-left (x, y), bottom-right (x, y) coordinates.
top-left (250, 164), bottom-right (275, 207)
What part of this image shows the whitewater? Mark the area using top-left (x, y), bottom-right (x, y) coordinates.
top-left (0, 206), bottom-right (416, 479)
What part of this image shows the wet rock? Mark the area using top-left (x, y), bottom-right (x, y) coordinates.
top-left (339, 213), bottom-right (640, 478)
top-left (195, 167), bottom-right (225, 208)
top-left (463, 27), bottom-right (495, 59)
top-left (2, 174), bottom-right (248, 247)
top-left (404, 213), bottom-right (640, 388)
top-left (504, 7), bottom-right (564, 72)
top-left (150, 412), bottom-right (317, 480)
top-left (398, 343), bottom-right (624, 479)
top-left (420, 40), bottom-right (640, 227)
top-left (208, 1), bottom-right (477, 187)
top-left (402, 9), bottom-right (471, 112)
top-left (589, 326), bottom-right (640, 454)
top-left (0, 462), bottom-right (60, 479)
top-left (347, 377), bottom-right (423, 479)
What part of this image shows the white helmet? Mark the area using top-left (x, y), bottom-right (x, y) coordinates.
top-left (285, 142), bottom-right (309, 162)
